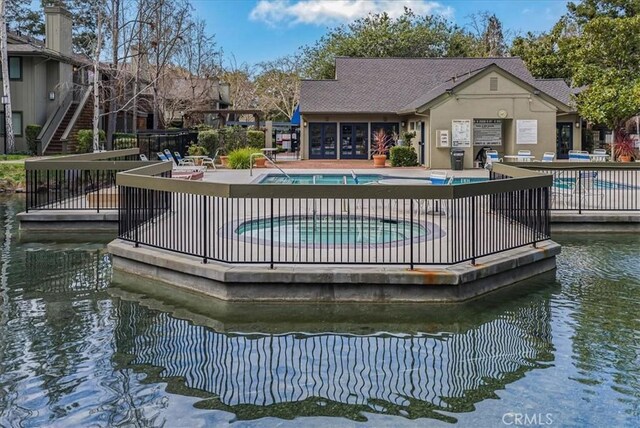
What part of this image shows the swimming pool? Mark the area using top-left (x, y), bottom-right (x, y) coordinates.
top-left (258, 174), bottom-right (487, 185)
top-left (235, 215), bottom-right (431, 245)
top-left (553, 177), bottom-right (637, 190)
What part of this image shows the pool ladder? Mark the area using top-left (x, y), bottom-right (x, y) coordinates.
top-left (249, 152), bottom-right (291, 180)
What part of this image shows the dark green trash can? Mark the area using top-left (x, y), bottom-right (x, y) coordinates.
top-left (451, 149), bottom-right (464, 170)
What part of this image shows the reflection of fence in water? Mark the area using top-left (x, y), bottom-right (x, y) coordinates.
top-left (116, 302), bottom-right (552, 413)
top-left (25, 249), bottom-right (111, 293)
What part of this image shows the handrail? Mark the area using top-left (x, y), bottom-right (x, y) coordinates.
top-left (249, 153), bottom-right (292, 179)
top-left (60, 85), bottom-right (93, 142)
top-left (36, 90), bottom-right (74, 154)
top-left (118, 161), bottom-right (552, 200)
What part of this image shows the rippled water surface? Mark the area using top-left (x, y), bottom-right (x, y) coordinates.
top-left (0, 195), bottom-right (638, 427)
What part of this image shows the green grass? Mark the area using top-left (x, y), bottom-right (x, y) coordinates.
top-left (0, 163), bottom-right (25, 191)
top-left (0, 154), bottom-right (31, 161)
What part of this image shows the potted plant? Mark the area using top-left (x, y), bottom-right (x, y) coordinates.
top-left (372, 129), bottom-right (389, 168)
top-left (219, 150), bottom-right (229, 167)
top-left (254, 153), bottom-right (267, 168)
top-left (613, 131), bottom-right (636, 162)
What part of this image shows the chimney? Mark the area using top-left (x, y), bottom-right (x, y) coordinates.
top-left (45, 5), bottom-right (72, 56)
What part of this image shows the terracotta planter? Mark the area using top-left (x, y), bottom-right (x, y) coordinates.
top-left (373, 154), bottom-right (387, 168)
top-left (220, 155), bottom-right (229, 167)
top-left (619, 155), bottom-right (632, 163)
top-left (254, 157), bottom-right (267, 168)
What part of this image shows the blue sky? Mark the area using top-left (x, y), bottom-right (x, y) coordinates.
top-left (192, 0), bottom-right (569, 67)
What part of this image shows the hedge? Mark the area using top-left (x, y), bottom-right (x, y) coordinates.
top-left (247, 130), bottom-right (265, 149)
top-left (25, 124), bottom-right (42, 155)
top-left (198, 130), bottom-right (219, 156)
top-left (389, 146), bottom-right (418, 167)
top-left (76, 129), bottom-right (106, 153)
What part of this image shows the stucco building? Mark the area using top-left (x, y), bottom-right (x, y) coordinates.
top-left (299, 57), bottom-right (582, 168)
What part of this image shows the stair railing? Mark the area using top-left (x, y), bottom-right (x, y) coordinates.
top-left (60, 85), bottom-right (93, 146)
top-left (35, 89), bottom-right (74, 155)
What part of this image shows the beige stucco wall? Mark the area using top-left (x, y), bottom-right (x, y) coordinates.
top-left (427, 71), bottom-right (559, 169)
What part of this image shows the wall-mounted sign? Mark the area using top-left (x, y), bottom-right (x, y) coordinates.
top-left (516, 120), bottom-right (538, 145)
top-left (437, 130), bottom-right (449, 147)
top-left (452, 119), bottom-right (471, 147)
top-left (473, 119), bottom-right (502, 146)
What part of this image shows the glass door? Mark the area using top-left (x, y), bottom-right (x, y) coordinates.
top-left (340, 123), bottom-right (368, 159)
top-left (556, 123), bottom-right (573, 159)
top-left (309, 123), bottom-right (337, 159)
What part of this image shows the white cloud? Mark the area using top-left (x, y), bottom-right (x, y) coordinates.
top-left (249, 0), bottom-right (454, 27)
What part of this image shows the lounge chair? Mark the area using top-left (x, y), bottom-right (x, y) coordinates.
top-left (591, 149), bottom-right (609, 162)
top-left (139, 154), bottom-right (149, 161)
top-left (486, 150), bottom-right (502, 165)
top-left (540, 152), bottom-right (555, 162)
top-left (157, 152), bottom-right (205, 172)
top-left (201, 149), bottom-right (218, 170)
top-left (169, 150), bottom-right (195, 166)
top-left (426, 171), bottom-right (452, 216)
top-left (568, 150), bottom-right (590, 162)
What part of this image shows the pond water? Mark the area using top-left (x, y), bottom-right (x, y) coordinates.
top-left (0, 195), bottom-right (638, 427)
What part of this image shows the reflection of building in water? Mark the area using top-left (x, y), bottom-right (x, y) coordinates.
top-left (24, 249), bottom-right (111, 293)
top-left (115, 302), bottom-right (553, 416)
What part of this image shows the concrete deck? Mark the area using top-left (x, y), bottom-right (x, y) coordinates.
top-left (109, 239), bottom-right (560, 303)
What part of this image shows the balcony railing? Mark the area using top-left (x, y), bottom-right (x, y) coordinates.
top-left (116, 163), bottom-right (551, 267)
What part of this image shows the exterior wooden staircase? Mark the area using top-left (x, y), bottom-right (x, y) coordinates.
top-left (42, 86), bottom-right (94, 155)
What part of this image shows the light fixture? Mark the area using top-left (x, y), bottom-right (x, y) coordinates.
top-left (575, 122), bottom-right (580, 128)
top-left (401, 121), bottom-right (406, 127)
top-left (48, 91), bottom-right (55, 101)
top-left (1, 95), bottom-right (7, 105)
top-left (303, 121), bottom-right (307, 127)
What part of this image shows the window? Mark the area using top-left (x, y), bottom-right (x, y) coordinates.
top-left (489, 77), bottom-right (498, 91)
top-left (0, 57), bottom-right (22, 80)
top-left (0, 111), bottom-right (23, 136)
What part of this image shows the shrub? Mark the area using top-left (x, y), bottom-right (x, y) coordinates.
top-left (198, 130), bottom-right (219, 155)
top-left (390, 146), bottom-right (418, 167)
top-left (247, 130), bottom-right (265, 149)
top-left (187, 144), bottom-right (207, 156)
top-left (113, 132), bottom-right (135, 140)
top-left (113, 137), bottom-right (137, 149)
top-left (25, 125), bottom-right (42, 155)
top-left (76, 129), bottom-right (106, 153)
top-left (227, 147), bottom-right (260, 169)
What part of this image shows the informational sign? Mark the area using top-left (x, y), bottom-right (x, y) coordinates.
top-left (516, 120), bottom-right (538, 145)
top-left (473, 119), bottom-right (502, 146)
top-left (452, 120), bottom-right (471, 147)
top-left (437, 130), bottom-right (449, 147)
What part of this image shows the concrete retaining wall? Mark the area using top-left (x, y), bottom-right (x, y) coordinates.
top-left (108, 239), bottom-right (560, 303)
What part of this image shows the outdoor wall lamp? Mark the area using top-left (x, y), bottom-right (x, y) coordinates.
top-left (575, 122), bottom-right (580, 128)
top-left (303, 121), bottom-right (307, 127)
top-left (401, 121), bottom-right (406, 127)
top-left (49, 91), bottom-right (55, 100)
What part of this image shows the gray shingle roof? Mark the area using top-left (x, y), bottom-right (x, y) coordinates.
top-left (300, 57), bottom-right (572, 114)
top-left (534, 78), bottom-right (574, 107)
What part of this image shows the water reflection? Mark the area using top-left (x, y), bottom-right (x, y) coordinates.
top-left (112, 291), bottom-right (554, 421)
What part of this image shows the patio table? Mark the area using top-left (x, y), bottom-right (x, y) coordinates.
top-left (261, 148), bottom-right (278, 161)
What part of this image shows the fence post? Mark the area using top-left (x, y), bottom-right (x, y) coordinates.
top-left (270, 198), bottom-right (274, 269)
top-left (134, 189), bottom-right (139, 248)
top-left (471, 196), bottom-right (476, 265)
top-left (203, 195), bottom-right (208, 264)
top-left (409, 199), bottom-right (414, 270)
top-left (578, 171), bottom-right (582, 214)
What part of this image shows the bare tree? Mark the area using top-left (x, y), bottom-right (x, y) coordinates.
top-left (0, 0), bottom-right (15, 153)
top-left (254, 54), bottom-right (302, 121)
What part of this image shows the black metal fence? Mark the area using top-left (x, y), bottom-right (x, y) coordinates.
top-left (25, 149), bottom-right (144, 213)
top-left (117, 164), bottom-right (551, 267)
top-left (512, 163), bottom-right (640, 213)
top-left (136, 129), bottom-right (199, 160)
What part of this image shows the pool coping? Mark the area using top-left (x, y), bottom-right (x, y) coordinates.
top-left (108, 239), bottom-right (560, 303)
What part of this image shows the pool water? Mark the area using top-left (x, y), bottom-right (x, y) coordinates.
top-left (1, 195), bottom-right (639, 426)
top-left (259, 174), bottom-right (487, 185)
top-left (553, 176), bottom-right (636, 190)
top-left (235, 215), bottom-right (429, 245)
